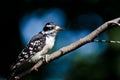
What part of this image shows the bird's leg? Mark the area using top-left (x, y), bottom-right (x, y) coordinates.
top-left (45, 54), bottom-right (50, 63)
top-left (34, 55), bottom-right (50, 71)
top-left (42, 54), bottom-right (50, 63)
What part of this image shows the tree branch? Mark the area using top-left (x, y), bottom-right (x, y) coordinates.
top-left (15, 17), bottom-right (120, 80)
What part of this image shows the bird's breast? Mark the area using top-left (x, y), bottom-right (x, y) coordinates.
top-left (30, 36), bottom-right (55, 62)
top-left (45, 36), bottom-right (55, 50)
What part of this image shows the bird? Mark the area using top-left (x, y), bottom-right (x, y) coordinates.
top-left (9, 22), bottom-right (63, 80)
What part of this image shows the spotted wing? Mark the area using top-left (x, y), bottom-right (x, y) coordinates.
top-left (11, 32), bottom-right (46, 70)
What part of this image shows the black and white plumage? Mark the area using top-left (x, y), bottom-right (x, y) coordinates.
top-left (10, 22), bottom-right (63, 79)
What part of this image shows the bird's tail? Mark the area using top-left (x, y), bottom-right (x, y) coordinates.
top-left (8, 70), bottom-right (17, 80)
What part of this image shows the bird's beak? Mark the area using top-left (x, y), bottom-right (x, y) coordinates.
top-left (55, 26), bottom-right (64, 31)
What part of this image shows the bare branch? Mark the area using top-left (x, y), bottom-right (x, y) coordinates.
top-left (15, 17), bottom-right (120, 80)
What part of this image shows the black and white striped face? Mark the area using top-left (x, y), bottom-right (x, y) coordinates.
top-left (43, 22), bottom-right (63, 34)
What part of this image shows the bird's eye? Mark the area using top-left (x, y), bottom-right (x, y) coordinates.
top-left (43, 27), bottom-right (49, 31)
top-left (43, 22), bottom-right (56, 31)
top-left (49, 26), bottom-right (54, 30)
top-left (43, 25), bottom-right (54, 31)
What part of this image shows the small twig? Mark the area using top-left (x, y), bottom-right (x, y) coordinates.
top-left (15, 17), bottom-right (120, 79)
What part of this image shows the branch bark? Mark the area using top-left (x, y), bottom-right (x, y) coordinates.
top-left (15, 17), bottom-right (120, 80)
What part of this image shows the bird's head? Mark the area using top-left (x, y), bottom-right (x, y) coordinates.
top-left (42, 22), bottom-right (63, 35)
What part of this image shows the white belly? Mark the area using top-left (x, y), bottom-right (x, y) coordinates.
top-left (30, 36), bottom-right (55, 62)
